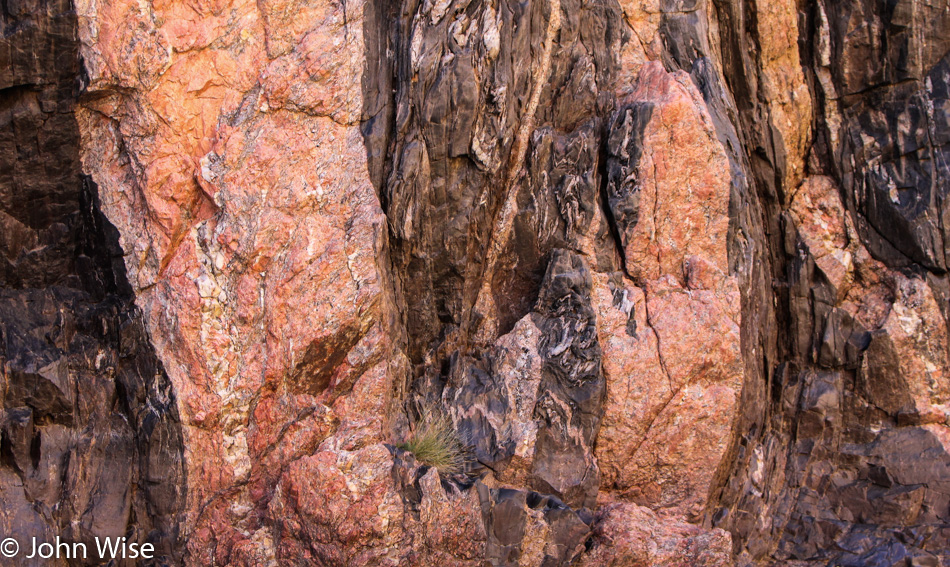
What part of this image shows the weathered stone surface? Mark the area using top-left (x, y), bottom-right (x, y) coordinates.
top-left (607, 61), bottom-right (732, 284)
top-left (718, 164), bottom-right (950, 562)
top-left (821, 0), bottom-right (950, 273)
top-left (7, 0), bottom-right (950, 564)
top-left (704, 1), bottom-right (950, 561)
top-left (363, 0), bottom-right (624, 359)
top-left (444, 249), bottom-right (604, 510)
top-left (789, 176), bottom-right (856, 299)
top-left (754, 0), bottom-right (813, 192)
top-left (580, 501), bottom-right (734, 567)
top-left (598, 62), bottom-right (743, 519)
top-left (1, 1), bottom-right (184, 564)
top-left (73, 0), bottom-right (404, 561)
top-left (261, 443), bottom-right (593, 567)
top-left (478, 483), bottom-right (591, 566)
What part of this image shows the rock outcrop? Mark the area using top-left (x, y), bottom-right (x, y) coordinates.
top-left (2, 0), bottom-right (949, 565)
top-left (74, 0), bottom-right (403, 561)
top-left (1, 1), bottom-right (184, 564)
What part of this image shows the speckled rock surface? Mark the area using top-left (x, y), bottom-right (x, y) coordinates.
top-left (73, 0), bottom-right (404, 561)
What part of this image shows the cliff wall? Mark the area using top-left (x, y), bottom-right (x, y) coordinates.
top-left (1, 0), bottom-right (949, 565)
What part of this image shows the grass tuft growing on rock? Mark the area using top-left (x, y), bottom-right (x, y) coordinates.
top-left (399, 411), bottom-right (465, 474)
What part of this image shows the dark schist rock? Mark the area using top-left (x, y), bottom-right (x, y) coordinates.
top-left (0, 1), bottom-right (185, 564)
top-left (825, 0), bottom-right (950, 273)
top-left (364, 2), bottom-right (619, 561)
top-left (682, 0), bottom-right (950, 564)
top-left (604, 100), bottom-right (652, 250)
top-left (529, 250), bottom-right (604, 510)
top-left (389, 445), bottom-right (593, 567)
top-left (362, 0), bottom-right (623, 367)
top-left (363, 0), bottom-right (950, 565)
top-left (444, 249), bottom-right (605, 511)
top-left (478, 484), bottom-right (591, 567)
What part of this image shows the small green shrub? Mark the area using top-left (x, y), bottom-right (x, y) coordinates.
top-left (398, 411), bottom-right (465, 474)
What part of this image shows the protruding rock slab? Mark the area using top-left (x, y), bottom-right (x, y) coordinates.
top-left (74, 0), bottom-right (399, 559)
top-left (597, 62), bottom-right (743, 518)
top-left (447, 249), bottom-right (605, 510)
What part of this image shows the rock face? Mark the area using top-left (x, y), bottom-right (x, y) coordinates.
top-left (73, 0), bottom-right (403, 562)
top-left (0, 1), bottom-right (184, 564)
top-left (3, 0), bottom-right (949, 565)
top-left (596, 62), bottom-right (743, 519)
top-left (700, 0), bottom-right (950, 563)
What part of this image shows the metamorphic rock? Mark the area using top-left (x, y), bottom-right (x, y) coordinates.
top-left (1, 0), bottom-right (949, 565)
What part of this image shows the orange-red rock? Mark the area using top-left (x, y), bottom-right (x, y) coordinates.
top-left (597, 62), bottom-right (743, 520)
top-left (75, 0), bottom-right (398, 559)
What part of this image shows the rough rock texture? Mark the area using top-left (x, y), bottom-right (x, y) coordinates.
top-left (579, 502), bottom-right (733, 567)
top-left (445, 249), bottom-right (606, 510)
top-left (597, 62), bottom-right (743, 519)
top-left (696, 0), bottom-right (950, 563)
top-left (6, 0), bottom-right (950, 565)
top-left (73, 0), bottom-right (406, 562)
top-left (0, 0), bottom-right (184, 564)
